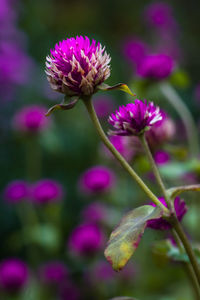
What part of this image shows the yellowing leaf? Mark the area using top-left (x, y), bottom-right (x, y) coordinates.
top-left (104, 205), bottom-right (162, 271)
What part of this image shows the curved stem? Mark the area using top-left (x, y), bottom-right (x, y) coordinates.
top-left (172, 229), bottom-right (200, 299)
top-left (140, 133), bottom-right (200, 288)
top-left (159, 82), bottom-right (199, 158)
top-left (172, 218), bottom-right (200, 286)
top-left (83, 97), bottom-right (169, 214)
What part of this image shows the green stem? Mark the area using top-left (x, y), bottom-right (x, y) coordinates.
top-left (139, 134), bottom-right (170, 205)
top-left (159, 82), bottom-right (199, 157)
top-left (83, 97), bottom-right (169, 214)
top-left (25, 136), bottom-right (41, 182)
top-left (173, 218), bottom-right (200, 286)
top-left (140, 133), bottom-right (200, 289)
top-left (172, 229), bottom-right (200, 300)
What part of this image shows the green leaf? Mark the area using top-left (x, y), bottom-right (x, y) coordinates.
top-left (104, 205), bottom-right (162, 271)
top-left (45, 97), bottom-right (79, 116)
top-left (167, 184), bottom-right (200, 198)
top-left (97, 83), bottom-right (136, 96)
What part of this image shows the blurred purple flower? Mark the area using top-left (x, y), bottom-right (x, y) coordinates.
top-left (144, 2), bottom-right (176, 30)
top-left (109, 100), bottom-right (162, 136)
top-left (146, 110), bottom-right (175, 149)
top-left (0, 41), bottom-right (31, 86)
top-left (4, 180), bottom-right (29, 204)
top-left (0, 258), bottom-right (28, 292)
top-left (46, 36), bottom-right (111, 96)
top-left (79, 166), bottom-right (115, 195)
top-left (39, 261), bottom-right (68, 286)
top-left (81, 202), bottom-right (107, 224)
top-left (123, 38), bottom-right (149, 65)
top-left (154, 150), bottom-right (170, 166)
top-left (31, 179), bottom-right (63, 204)
top-left (13, 105), bottom-right (50, 134)
top-left (147, 197), bottom-right (187, 230)
top-left (68, 223), bottom-right (104, 256)
top-left (137, 54), bottom-right (174, 80)
top-left (102, 135), bottom-right (134, 161)
top-left (93, 95), bottom-right (115, 118)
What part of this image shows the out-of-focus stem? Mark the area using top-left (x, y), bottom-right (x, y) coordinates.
top-left (159, 82), bottom-right (199, 158)
top-left (140, 132), bottom-right (200, 291)
top-left (172, 229), bottom-right (200, 300)
top-left (83, 97), bottom-right (169, 214)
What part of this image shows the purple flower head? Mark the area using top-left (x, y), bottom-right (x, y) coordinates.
top-left (147, 197), bottom-right (187, 230)
top-left (31, 179), bottom-right (63, 204)
top-left (102, 135), bottom-right (134, 161)
top-left (0, 259), bottom-right (28, 292)
top-left (46, 36), bottom-right (111, 97)
top-left (93, 95), bottom-right (115, 118)
top-left (146, 110), bottom-right (175, 149)
top-left (123, 38), bottom-right (149, 65)
top-left (108, 100), bottom-right (162, 136)
top-left (13, 105), bottom-right (50, 134)
top-left (39, 261), bottom-right (68, 286)
top-left (81, 202), bottom-right (107, 224)
top-left (154, 150), bottom-right (170, 166)
top-left (68, 223), bottom-right (104, 256)
top-left (0, 41), bottom-right (31, 87)
top-left (79, 166), bottom-right (115, 195)
top-left (4, 180), bottom-right (29, 204)
top-left (144, 2), bottom-right (175, 30)
top-left (137, 54), bottom-right (174, 80)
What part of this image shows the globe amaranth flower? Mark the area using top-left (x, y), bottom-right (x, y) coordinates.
top-left (146, 110), bottom-right (175, 149)
top-left (123, 38), bottom-right (149, 65)
top-left (31, 179), bottom-right (63, 204)
top-left (109, 100), bottom-right (162, 136)
top-left (81, 202), bottom-right (107, 224)
top-left (79, 166), bottom-right (115, 195)
top-left (137, 54), bottom-right (174, 80)
top-left (46, 36), bottom-right (111, 97)
top-left (0, 259), bottom-right (29, 292)
top-left (39, 261), bottom-right (68, 286)
top-left (13, 105), bottom-right (50, 134)
top-left (68, 223), bottom-right (104, 256)
top-left (154, 150), bottom-right (170, 166)
top-left (4, 180), bottom-right (29, 204)
top-left (144, 2), bottom-right (176, 30)
top-left (147, 197), bottom-right (187, 230)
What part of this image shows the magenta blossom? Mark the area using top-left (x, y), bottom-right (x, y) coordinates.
top-left (13, 105), bottom-right (50, 134)
top-left (93, 95), bottom-right (115, 118)
top-left (59, 281), bottom-right (80, 300)
top-left (144, 2), bottom-right (176, 30)
top-left (31, 179), bottom-right (63, 204)
top-left (146, 110), bottom-right (175, 149)
top-left (79, 166), bottom-right (115, 195)
top-left (46, 36), bottom-right (111, 97)
top-left (137, 54), bottom-right (174, 80)
top-left (4, 180), bottom-right (29, 204)
top-left (154, 150), bottom-right (170, 166)
top-left (109, 100), bottom-right (162, 136)
top-left (0, 259), bottom-right (29, 292)
top-left (147, 197), bottom-right (187, 230)
top-left (123, 38), bottom-right (149, 65)
top-left (81, 202), bottom-right (107, 224)
top-left (68, 223), bottom-right (104, 256)
top-left (39, 261), bottom-right (68, 286)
